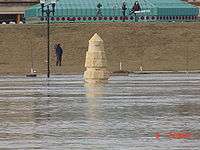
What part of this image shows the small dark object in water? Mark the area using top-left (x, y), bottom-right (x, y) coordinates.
top-left (112, 70), bottom-right (129, 76)
top-left (26, 74), bottom-right (37, 77)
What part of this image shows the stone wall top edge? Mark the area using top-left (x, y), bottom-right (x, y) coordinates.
top-left (0, 0), bottom-right (39, 3)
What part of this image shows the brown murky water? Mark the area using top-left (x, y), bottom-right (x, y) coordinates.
top-left (0, 74), bottom-right (200, 149)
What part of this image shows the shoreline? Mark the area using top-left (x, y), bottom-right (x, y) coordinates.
top-left (1, 70), bottom-right (200, 77)
top-left (1, 22), bottom-right (200, 75)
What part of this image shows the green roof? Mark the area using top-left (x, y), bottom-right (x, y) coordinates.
top-left (25, 0), bottom-right (199, 22)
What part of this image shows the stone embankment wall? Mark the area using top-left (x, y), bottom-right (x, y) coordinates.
top-left (0, 23), bottom-right (200, 75)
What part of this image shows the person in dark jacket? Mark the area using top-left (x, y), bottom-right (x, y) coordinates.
top-left (133, 1), bottom-right (141, 12)
top-left (122, 2), bottom-right (127, 22)
top-left (55, 43), bottom-right (63, 66)
top-left (96, 3), bottom-right (103, 17)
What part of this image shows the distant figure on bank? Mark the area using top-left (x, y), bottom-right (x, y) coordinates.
top-left (55, 43), bottom-right (63, 66)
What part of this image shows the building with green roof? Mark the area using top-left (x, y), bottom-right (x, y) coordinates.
top-left (25, 0), bottom-right (199, 23)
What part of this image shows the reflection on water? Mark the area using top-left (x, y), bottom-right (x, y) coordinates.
top-left (0, 74), bottom-right (200, 149)
top-left (85, 84), bottom-right (103, 140)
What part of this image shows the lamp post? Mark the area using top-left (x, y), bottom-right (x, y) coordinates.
top-left (40, 0), bottom-right (57, 78)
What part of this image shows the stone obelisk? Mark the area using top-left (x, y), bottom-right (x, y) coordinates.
top-left (84, 33), bottom-right (110, 84)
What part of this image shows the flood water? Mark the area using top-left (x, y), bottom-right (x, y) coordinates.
top-left (0, 74), bottom-right (200, 150)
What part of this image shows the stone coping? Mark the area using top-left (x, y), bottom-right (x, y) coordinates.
top-left (0, 0), bottom-right (39, 3)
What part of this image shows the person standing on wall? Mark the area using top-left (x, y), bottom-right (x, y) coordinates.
top-left (55, 43), bottom-right (63, 66)
top-left (121, 2), bottom-right (127, 22)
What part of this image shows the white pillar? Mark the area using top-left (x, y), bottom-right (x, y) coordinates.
top-left (84, 33), bottom-right (110, 83)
